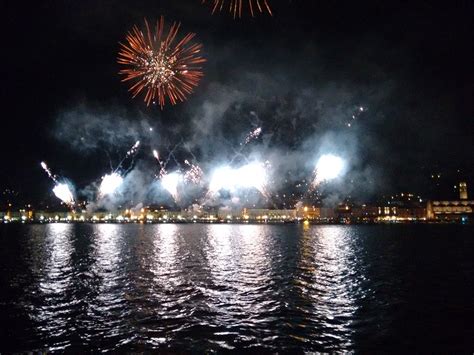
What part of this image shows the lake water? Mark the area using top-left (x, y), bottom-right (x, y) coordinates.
top-left (0, 224), bottom-right (472, 352)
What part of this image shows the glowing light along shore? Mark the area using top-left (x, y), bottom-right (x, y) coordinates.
top-left (40, 153), bottom-right (344, 209)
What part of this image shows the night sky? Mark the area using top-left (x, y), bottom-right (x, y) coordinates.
top-left (1, 0), bottom-right (472, 205)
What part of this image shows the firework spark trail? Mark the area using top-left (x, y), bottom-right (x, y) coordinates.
top-left (115, 140), bottom-right (141, 174)
top-left (230, 127), bottom-right (263, 165)
top-left (242, 127), bottom-right (262, 145)
top-left (202, 0), bottom-right (272, 18)
top-left (40, 161), bottom-right (57, 183)
top-left (96, 141), bottom-right (140, 199)
top-left (346, 106), bottom-right (366, 128)
top-left (118, 17), bottom-right (206, 108)
top-left (40, 161), bottom-right (75, 206)
top-left (152, 148), bottom-right (184, 202)
top-left (152, 144), bottom-right (203, 202)
top-left (127, 140), bottom-right (141, 156)
top-left (153, 149), bottom-right (168, 178)
top-left (163, 140), bottom-right (183, 167)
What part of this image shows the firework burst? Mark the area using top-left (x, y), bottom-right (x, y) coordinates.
top-left (99, 173), bottom-right (123, 197)
top-left (202, 0), bottom-right (272, 18)
top-left (118, 17), bottom-right (206, 108)
top-left (184, 160), bottom-right (204, 185)
top-left (209, 161), bottom-right (269, 197)
top-left (53, 183), bottom-right (75, 206)
top-left (161, 172), bottom-right (182, 202)
top-left (311, 154), bottom-right (345, 189)
top-left (40, 161), bottom-right (75, 206)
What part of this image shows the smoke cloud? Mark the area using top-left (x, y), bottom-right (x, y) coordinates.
top-left (51, 67), bottom-right (394, 211)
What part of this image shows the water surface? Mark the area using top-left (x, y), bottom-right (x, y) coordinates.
top-left (0, 224), bottom-right (472, 352)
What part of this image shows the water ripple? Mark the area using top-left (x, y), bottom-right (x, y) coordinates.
top-left (0, 224), bottom-right (472, 352)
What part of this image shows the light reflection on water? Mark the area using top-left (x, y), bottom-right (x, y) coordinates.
top-left (39, 224), bottom-right (74, 295)
top-left (294, 226), bottom-right (360, 349)
top-left (152, 224), bottom-right (182, 289)
top-left (83, 224), bottom-right (131, 349)
top-left (202, 225), bottom-right (279, 348)
top-left (33, 224), bottom-right (75, 351)
top-left (0, 223), bottom-right (472, 353)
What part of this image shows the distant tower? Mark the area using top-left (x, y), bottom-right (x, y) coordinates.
top-left (459, 182), bottom-right (468, 200)
top-left (426, 200), bottom-right (435, 220)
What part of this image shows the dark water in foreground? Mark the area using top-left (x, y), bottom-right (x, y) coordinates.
top-left (0, 224), bottom-right (472, 353)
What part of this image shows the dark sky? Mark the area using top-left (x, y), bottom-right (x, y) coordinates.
top-left (1, 0), bottom-right (472, 204)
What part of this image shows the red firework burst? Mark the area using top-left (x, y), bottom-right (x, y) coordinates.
top-left (202, 0), bottom-right (272, 18)
top-left (118, 17), bottom-right (206, 108)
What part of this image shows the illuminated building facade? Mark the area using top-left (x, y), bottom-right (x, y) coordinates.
top-left (459, 182), bottom-right (468, 200)
top-left (427, 182), bottom-right (473, 222)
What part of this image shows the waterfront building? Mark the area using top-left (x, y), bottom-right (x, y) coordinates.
top-left (243, 208), bottom-right (297, 221)
top-left (427, 182), bottom-right (473, 222)
top-left (459, 181), bottom-right (468, 200)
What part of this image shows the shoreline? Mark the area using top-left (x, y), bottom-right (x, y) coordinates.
top-left (1, 220), bottom-right (471, 226)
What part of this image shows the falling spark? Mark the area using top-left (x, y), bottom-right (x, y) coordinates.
top-left (118, 17), bottom-right (206, 108)
top-left (202, 0), bottom-right (272, 18)
top-left (312, 154), bottom-right (345, 188)
top-left (99, 173), bottom-right (123, 196)
top-left (184, 160), bottom-right (204, 185)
